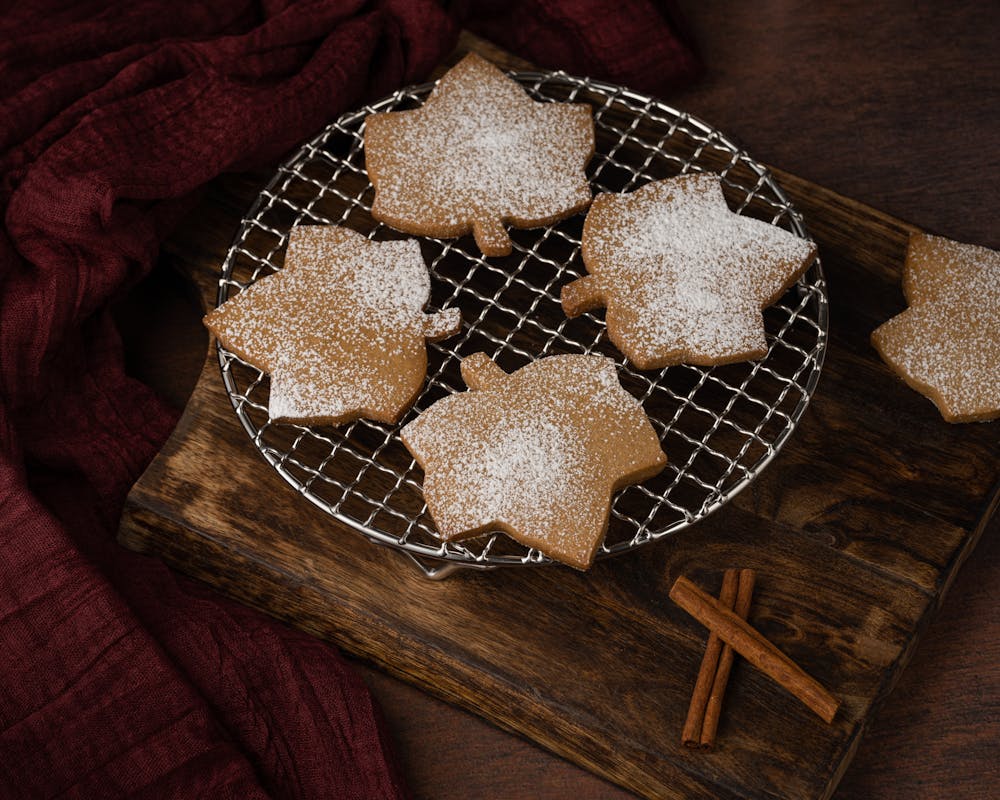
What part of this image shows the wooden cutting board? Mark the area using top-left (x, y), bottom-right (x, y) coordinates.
top-left (118, 45), bottom-right (1000, 800)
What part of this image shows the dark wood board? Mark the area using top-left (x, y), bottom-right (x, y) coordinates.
top-left (118, 47), bottom-right (1000, 800)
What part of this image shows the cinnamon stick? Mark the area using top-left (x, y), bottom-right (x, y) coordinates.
top-left (670, 575), bottom-right (840, 724)
top-left (700, 569), bottom-right (756, 748)
top-left (681, 569), bottom-right (740, 747)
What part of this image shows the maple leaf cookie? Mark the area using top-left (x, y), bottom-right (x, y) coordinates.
top-left (871, 233), bottom-right (1000, 423)
top-left (561, 173), bottom-right (818, 369)
top-left (364, 53), bottom-right (595, 257)
top-left (401, 353), bottom-right (667, 570)
top-left (203, 226), bottom-right (460, 426)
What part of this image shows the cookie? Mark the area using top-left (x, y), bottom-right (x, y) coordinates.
top-left (561, 173), bottom-right (817, 369)
top-left (364, 52), bottom-right (594, 257)
top-left (401, 353), bottom-right (667, 570)
top-left (871, 233), bottom-right (1000, 423)
top-left (203, 225), bottom-right (461, 425)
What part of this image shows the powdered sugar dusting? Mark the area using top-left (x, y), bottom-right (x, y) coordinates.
top-left (426, 414), bottom-right (582, 535)
top-left (283, 229), bottom-right (430, 327)
top-left (365, 53), bottom-right (593, 237)
top-left (402, 354), bottom-right (667, 566)
top-left (874, 234), bottom-right (1000, 421)
top-left (583, 173), bottom-right (815, 365)
top-left (204, 226), bottom-right (460, 424)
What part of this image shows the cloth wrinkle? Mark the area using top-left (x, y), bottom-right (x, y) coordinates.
top-left (1, 2), bottom-right (457, 798)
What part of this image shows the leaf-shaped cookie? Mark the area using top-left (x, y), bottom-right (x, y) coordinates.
top-left (871, 233), bottom-right (1000, 422)
top-left (401, 353), bottom-right (667, 570)
top-left (204, 226), bottom-right (460, 425)
top-left (562, 173), bottom-right (817, 369)
top-left (364, 53), bottom-right (595, 257)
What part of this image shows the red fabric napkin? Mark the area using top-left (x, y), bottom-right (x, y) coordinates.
top-left (1, 2), bottom-right (699, 798)
top-left (0, 2), bottom-right (456, 798)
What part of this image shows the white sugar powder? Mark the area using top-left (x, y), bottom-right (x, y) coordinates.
top-left (879, 235), bottom-right (1000, 417)
top-left (403, 355), bottom-right (658, 548)
top-left (207, 228), bottom-right (456, 422)
top-left (586, 174), bottom-right (814, 360)
top-left (368, 55), bottom-right (593, 230)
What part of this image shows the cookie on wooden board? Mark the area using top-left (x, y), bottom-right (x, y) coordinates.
top-left (364, 52), bottom-right (595, 257)
top-left (561, 173), bottom-right (817, 370)
top-left (401, 353), bottom-right (667, 570)
top-left (204, 225), bottom-right (460, 426)
top-left (871, 233), bottom-right (999, 423)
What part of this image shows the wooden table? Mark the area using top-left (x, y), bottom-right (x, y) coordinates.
top-left (117, 2), bottom-right (999, 797)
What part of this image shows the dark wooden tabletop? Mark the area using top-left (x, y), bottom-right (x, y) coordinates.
top-left (117, 2), bottom-right (999, 797)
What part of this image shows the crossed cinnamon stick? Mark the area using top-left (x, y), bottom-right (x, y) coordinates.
top-left (672, 570), bottom-right (839, 750)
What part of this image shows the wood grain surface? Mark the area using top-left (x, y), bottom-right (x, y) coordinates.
top-left (115, 2), bottom-right (999, 798)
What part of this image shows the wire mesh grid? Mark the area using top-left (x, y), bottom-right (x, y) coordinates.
top-left (215, 69), bottom-right (828, 574)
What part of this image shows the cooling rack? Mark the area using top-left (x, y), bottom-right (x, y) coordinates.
top-left (214, 69), bottom-right (829, 578)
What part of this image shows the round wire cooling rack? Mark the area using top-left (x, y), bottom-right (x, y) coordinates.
top-left (215, 69), bottom-right (829, 578)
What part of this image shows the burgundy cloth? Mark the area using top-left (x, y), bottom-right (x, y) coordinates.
top-left (0, 1), bottom-right (700, 798)
top-left (0, 2), bottom-right (457, 798)
top-left (459, 0), bottom-right (702, 97)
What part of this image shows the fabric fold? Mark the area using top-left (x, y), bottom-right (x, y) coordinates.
top-left (1, 2), bottom-right (456, 798)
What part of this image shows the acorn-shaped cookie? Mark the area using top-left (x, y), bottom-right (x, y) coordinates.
top-left (365, 53), bottom-right (595, 257)
top-left (562, 173), bottom-right (817, 369)
top-left (872, 233), bottom-right (1000, 422)
top-left (402, 353), bottom-right (667, 569)
top-left (204, 226), bottom-right (461, 425)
